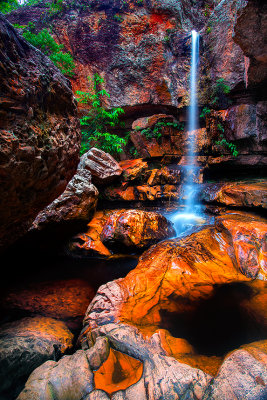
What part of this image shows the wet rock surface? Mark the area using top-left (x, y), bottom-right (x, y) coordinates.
top-left (233, 0), bottom-right (267, 90)
top-left (0, 316), bottom-right (73, 400)
top-left (0, 14), bottom-right (80, 249)
top-left (69, 209), bottom-right (175, 256)
top-left (100, 209), bottom-right (176, 250)
top-left (202, 180), bottom-right (267, 210)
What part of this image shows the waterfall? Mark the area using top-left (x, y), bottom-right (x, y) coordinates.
top-left (171, 30), bottom-right (205, 235)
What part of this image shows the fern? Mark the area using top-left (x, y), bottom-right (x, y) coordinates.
top-left (77, 74), bottom-right (126, 156)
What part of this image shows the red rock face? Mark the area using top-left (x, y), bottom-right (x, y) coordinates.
top-left (5, 1), bottom-right (214, 111)
top-left (0, 279), bottom-right (95, 332)
top-left (233, 0), bottom-right (267, 89)
top-left (0, 15), bottom-right (80, 249)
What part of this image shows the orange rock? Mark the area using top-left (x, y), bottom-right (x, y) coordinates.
top-left (132, 114), bottom-right (175, 130)
top-left (68, 211), bottom-right (114, 257)
top-left (100, 209), bottom-right (175, 249)
top-left (202, 180), bottom-right (267, 210)
top-left (104, 184), bottom-right (180, 201)
top-left (94, 348), bottom-right (143, 395)
top-left (119, 158), bottom-right (148, 181)
top-left (83, 212), bottom-right (267, 380)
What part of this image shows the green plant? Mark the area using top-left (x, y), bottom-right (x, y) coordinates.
top-left (0, 0), bottom-right (19, 13)
top-left (134, 120), bottom-right (184, 143)
top-left (206, 26), bottom-right (212, 34)
top-left (215, 134), bottom-right (239, 157)
top-left (114, 14), bottom-right (123, 22)
top-left (76, 74), bottom-right (126, 156)
top-left (47, 0), bottom-right (64, 14)
top-left (210, 78), bottom-right (231, 107)
top-left (200, 106), bottom-right (211, 119)
top-left (22, 27), bottom-right (75, 77)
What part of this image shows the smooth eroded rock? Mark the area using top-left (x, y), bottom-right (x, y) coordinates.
top-left (31, 165), bottom-right (98, 231)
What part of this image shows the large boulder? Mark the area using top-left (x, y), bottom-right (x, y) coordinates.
top-left (100, 209), bottom-right (176, 249)
top-left (0, 316), bottom-right (73, 399)
top-left (16, 337), bottom-right (111, 400)
top-left (0, 14), bottom-right (80, 249)
top-left (15, 212), bottom-right (267, 399)
top-left (31, 167), bottom-right (98, 231)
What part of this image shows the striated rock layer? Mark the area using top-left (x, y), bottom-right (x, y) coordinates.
top-left (0, 14), bottom-right (80, 249)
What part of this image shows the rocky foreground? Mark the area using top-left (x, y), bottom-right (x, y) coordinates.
top-left (14, 211), bottom-right (267, 400)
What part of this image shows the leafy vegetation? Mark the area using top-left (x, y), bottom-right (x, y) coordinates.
top-left (0, 0), bottom-right (19, 14)
top-left (210, 78), bottom-right (231, 107)
top-left (215, 134), bottom-right (239, 157)
top-left (22, 25), bottom-right (75, 77)
top-left (76, 74), bottom-right (126, 156)
top-left (0, 0), bottom-right (64, 14)
top-left (134, 121), bottom-right (184, 143)
top-left (200, 106), bottom-right (211, 119)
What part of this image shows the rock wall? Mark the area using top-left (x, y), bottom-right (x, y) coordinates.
top-left (4, 0), bottom-right (267, 180)
top-left (0, 14), bottom-right (80, 249)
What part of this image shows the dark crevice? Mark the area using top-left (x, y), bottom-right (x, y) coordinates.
top-left (159, 282), bottom-right (267, 357)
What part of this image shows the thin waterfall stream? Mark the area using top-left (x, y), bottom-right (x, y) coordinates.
top-left (171, 30), bottom-right (206, 235)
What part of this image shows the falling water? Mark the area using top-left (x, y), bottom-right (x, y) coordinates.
top-left (171, 30), bottom-right (205, 235)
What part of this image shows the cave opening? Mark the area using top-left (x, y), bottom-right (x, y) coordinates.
top-left (159, 282), bottom-right (267, 357)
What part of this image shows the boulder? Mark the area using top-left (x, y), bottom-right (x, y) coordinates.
top-left (0, 14), bottom-right (80, 249)
top-left (202, 180), bottom-right (267, 210)
top-left (79, 212), bottom-right (267, 395)
top-left (80, 148), bottom-right (122, 185)
top-left (132, 114), bottom-right (176, 130)
top-left (31, 168), bottom-right (98, 231)
top-left (203, 341), bottom-right (267, 400)
top-left (100, 209), bottom-right (176, 249)
top-left (15, 213), bottom-right (267, 399)
top-left (119, 159), bottom-right (148, 182)
top-left (68, 211), bottom-right (113, 257)
top-left (16, 336), bottom-right (110, 400)
top-left (0, 316), bottom-right (73, 399)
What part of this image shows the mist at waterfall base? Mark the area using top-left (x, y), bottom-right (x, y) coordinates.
top-left (170, 30), bottom-right (206, 236)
